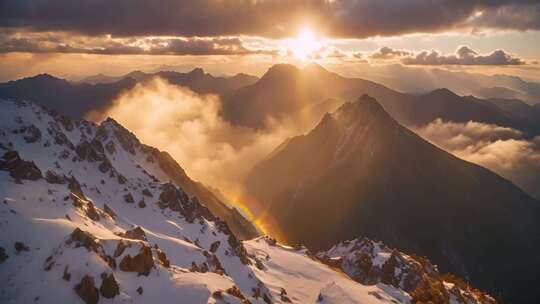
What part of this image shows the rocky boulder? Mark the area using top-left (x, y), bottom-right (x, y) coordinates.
top-left (74, 275), bottom-right (99, 304)
top-left (119, 245), bottom-right (154, 276)
top-left (99, 273), bottom-right (120, 299)
top-left (44, 170), bottom-right (66, 184)
top-left (117, 226), bottom-right (147, 241)
top-left (0, 151), bottom-right (42, 180)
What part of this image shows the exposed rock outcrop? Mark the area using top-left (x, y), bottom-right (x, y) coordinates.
top-left (119, 245), bottom-right (154, 276)
top-left (74, 275), bottom-right (99, 304)
top-left (117, 226), bottom-right (147, 241)
top-left (318, 238), bottom-right (496, 304)
top-left (0, 151), bottom-right (42, 180)
top-left (99, 273), bottom-right (120, 299)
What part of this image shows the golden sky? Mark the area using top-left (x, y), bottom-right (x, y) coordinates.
top-left (1, 0), bottom-right (540, 81)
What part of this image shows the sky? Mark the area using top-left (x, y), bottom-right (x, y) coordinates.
top-left (1, 0), bottom-right (540, 82)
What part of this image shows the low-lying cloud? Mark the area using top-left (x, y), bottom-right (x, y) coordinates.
top-left (402, 46), bottom-right (525, 66)
top-left (92, 78), bottom-right (303, 201)
top-left (415, 119), bottom-right (540, 199)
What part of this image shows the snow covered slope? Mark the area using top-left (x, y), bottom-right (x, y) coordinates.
top-left (0, 99), bottom-right (494, 304)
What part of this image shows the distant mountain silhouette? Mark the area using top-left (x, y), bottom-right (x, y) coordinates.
top-left (0, 69), bottom-right (258, 119)
top-left (246, 95), bottom-right (540, 303)
top-left (488, 97), bottom-right (540, 132)
top-left (222, 64), bottom-right (540, 136)
top-left (0, 74), bottom-right (137, 118)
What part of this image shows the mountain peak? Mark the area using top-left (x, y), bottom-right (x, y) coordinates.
top-left (303, 63), bottom-right (328, 73)
top-left (332, 94), bottom-right (393, 124)
top-left (261, 64), bottom-right (300, 80)
top-left (426, 87), bottom-right (458, 98)
top-left (188, 67), bottom-right (205, 77)
top-left (21, 73), bottom-right (65, 83)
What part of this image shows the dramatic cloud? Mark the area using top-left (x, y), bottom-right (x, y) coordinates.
top-left (369, 47), bottom-right (411, 60)
top-left (415, 119), bottom-right (540, 199)
top-left (91, 78), bottom-right (304, 200)
top-left (0, 0), bottom-right (539, 39)
top-left (0, 31), bottom-right (275, 56)
top-left (470, 3), bottom-right (540, 31)
top-left (401, 46), bottom-right (525, 65)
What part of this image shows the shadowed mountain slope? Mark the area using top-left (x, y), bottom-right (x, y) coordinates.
top-left (246, 95), bottom-right (540, 303)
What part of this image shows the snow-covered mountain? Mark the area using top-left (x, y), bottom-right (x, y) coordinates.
top-left (0, 99), bottom-right (494, 303)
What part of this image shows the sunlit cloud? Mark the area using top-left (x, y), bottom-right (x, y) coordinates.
top-left (0, 31), bottom-right (278, 56)
top-left (414, 119), bottom-right (540, 199)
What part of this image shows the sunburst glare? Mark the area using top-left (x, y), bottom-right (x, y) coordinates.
top-left (289, 27), bottom-right (322, 61)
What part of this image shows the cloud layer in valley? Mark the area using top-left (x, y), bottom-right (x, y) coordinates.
top-left (91, 78), bottom-right (305, 202)
top-left (93, 76), bottom-right (540, 204)
top-left (415, 119), bottom-right (540, 199)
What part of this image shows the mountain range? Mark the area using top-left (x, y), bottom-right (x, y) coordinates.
top-left (245, 95), bottom-right (540, 304)
top-left (0, 69), bottom-right (258, 119)
top-left (0, 99), bottom-right (495, 304)
top-left (2, 64), bottom-right (540, 303)
top-left (222, 64), bottom-right (540, 136)
top-left (2, 65), bottom-right (539, 138)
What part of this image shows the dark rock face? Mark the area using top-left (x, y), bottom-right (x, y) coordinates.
top-left (103, 203), bottom-right (116, 219)
top-left (119, 226), bottom-right (147, 241)
top-left (85, 202), bottom-right (101, 221)
top-left (156, 249), bottom-right (170, 268)
top-left (154, 151), bottom-right (258, 240)
top-left (123, 193), bottom-right (134, 203)
top-left (226, 286), bottom-right (249, 302)
top-left (44, 170), bottom-right (66, 184)
top-left (119, 245), bottom-right (154, 276)
top-left (117, 174), bottom-right (127, 185)
top-left (99, 273), bottom-right (120, 299)
top-left (0, 151), bottom-right (42, 180)
top-left (63, 266), bottom-right (71, 281)
top-left (113, 241), bottom-right (127, 258)
top-left (0, 246), bottom-right (8, 263)
top-left (66, 228), bottom-right (101, 253)
top-left (14, 241), bottom-right (30, 253)
top-left (98, 159), bottom-right (112, 173)
top-left (111, 121), bottom-right (138, 155)
top-left (63, 228), bottom-right (117, 270)
top-left (158, 183), bottom-right (216, 223)
top-left (21, 125), bottom-right (41, 143)
top-left (210, 241), bottom-right (221, 253)
top-left (228, 235), bottom-right (250, 265)
top-left (142, 188), bottom-right (153, 197)
top-left (75, 140), bottom-right (104, 162)
top-left (67, 176), bottom-right (86, 199)
top-left (74, 275), bottom-right (99, 304)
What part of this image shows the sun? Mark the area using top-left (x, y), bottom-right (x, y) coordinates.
top-left (289, 27), bottom-right (322, 61)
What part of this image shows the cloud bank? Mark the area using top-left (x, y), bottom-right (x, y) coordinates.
top-left (89, 77), bottom-right (540, 203)
top-left (0, 32), bottom-right (275, 56)
top-left (93, 78), bottom-right (302, 200)
top-left (415, 119), bottom-right (540, 199)
top-left (402, 46), bottom-right (525, 65)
